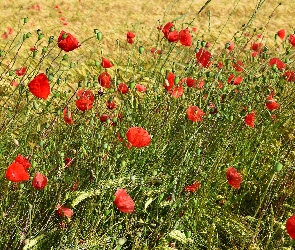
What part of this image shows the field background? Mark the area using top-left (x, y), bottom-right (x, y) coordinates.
top-left (2, 0), bottom-right (295, 52)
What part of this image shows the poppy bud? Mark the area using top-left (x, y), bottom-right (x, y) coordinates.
top-left (194, 47), bottom-right (200, 53)
top-left (272, 64), bottom-right (278, 72)
top-left (62, 54), bottom-right (68, 61)
top-left (274, 162), bottom-right (282, 172)
top-left (129, 81), bottom-right (136, 90)
top-left (96, 32), bottom-right (103, 41)
top-left (26, 32), bottom-right (31, 38)
top-left (0, 50), bottom-right (3, 57)
top-left (139, 46), bottom-right (144, 54)
top-left (185, 231), bottom-right (192, 238)
top-left (174, 76), bottom-right (180, 85)
top-left (33, 50), bottom-right (38, 58)
top-left (42, 47), bottom-right (47, 53)
top-left (24, 17), bottom-right (28, 24)
top-left (286, 48), bottom-right (290, 55)
top-left (38, 34), bottom-right (44, 40)
top-left (197, 40), bottom-right (201, 47)
top-left (201, 41), bottom-right (206, 47)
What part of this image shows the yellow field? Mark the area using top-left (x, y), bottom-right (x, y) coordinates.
top-left (1, 0), bottom-right (294, 53)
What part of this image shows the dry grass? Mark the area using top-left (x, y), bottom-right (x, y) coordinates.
top-left (1, 0), bottom-right (295, 54)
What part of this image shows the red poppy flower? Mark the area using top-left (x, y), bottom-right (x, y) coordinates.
top-left (269, 58), bottom-right (286, 71)
top-left (63, 108), bottom-right (73, 124)
top-left (57, 30), bottom-right (80, 52)
top-left (150, 47), bottom-right (161, 58)
top-left (179, 28), bottom-right (192, 46)
top-left (266, 94), bottom-right (279, 111)
top-left (56, 204), bottom-right (74, 218)
top-left (11, 81), bottom-right (18, 87)
top-left (196, 49), bottom-right (211, 68)
top-left (162, 22), bottom-right (174, 37)
top-left (277, 29), bottom-right (285, 40)
top-left (8, 27), bottom-right (13, 35)
top-left (14, 154), bottom-right (31, 169)
top-left (185, 181), bottom-right (201, 192)
top-left (163, 72), bottom-right (175, 91)
top-left (126, 127), bottom-right (151, 148)
top-left (117, 132), bottom-right (123, 142)
top-left (226, 167), bottom-right (242, 189)
top-left (75, 89), bottom-right (94, 111)
top-left (100, 114), bottom-right (109, 122)
top-left (209, 102), bottom-right (218, 114)
top-left (98, 71), bottom-right (111, 88)
top-left (286, 214), bottom-right (295, 239)
top-left (284, 70), bottom-right (295, 82)
top-left (187, 106), bottom-right (205, 122)
top-left (15, 67), bottom-right (26, 76)
top-left (118, 83), bottom-right (129, 94)
top-left (233, 60), bottom-right (244, 72)
top-left (114, 189), bottom-right (135, 213)
top-left (234, 76), bottom-right (243, 85)
top-left (65, 157), bottom-right (73, 168)
top-left (72, 180), bottom-right (78, 191)
top-left (192, 27), bottom-right (197, 32)
top-left (252, 51), bottom-right (259, 57)
top-left (289, 34), bottom-right (295, 47)
top-left (28, 73), bottom-right (50, 100)
top-left (197, 79), bottom-right (205, 89)
top-left (162, 22), bottom-right (179, 43)
top-left (170, 85), bottom-right (183, 98)
top-left (127, 31), bottom-right (135, 44)
top-left (30, 46), bottom-right (37, 52)
top-left (186, 77), bottom-right (196, 88)
top-left (251, 42), bottom-right (263, 52)
top-left (101, 58), bottom-right (113, 68)
top-left (2, 32), bottom-right (8, 40)
top-left (226, 41), bottom-right (234, 50)
top-left (106, 100), bottom-right (116, 109)
top-left (5, 162), bottom-right (29, 182)
top-left (76, 98), bottom-right (93, 111)
top-left (217, 62), bottom-right (223, 69)
top-left (228, 74), bottom-right (242, 85)
top-left (228, 74), bottom-right (234, 84)
top-left (136, 84), bottom-right (146, 93)
top-left (32, 172), bottom-right (48, 190)
top-left (245, 111), bottom-right (256, 128)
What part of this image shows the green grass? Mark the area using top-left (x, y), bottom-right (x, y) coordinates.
top-left (0, 1), bottom-right (295, 249)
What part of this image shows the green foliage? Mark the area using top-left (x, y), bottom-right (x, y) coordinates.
top-left (0, 1), bottom-right (295, 249)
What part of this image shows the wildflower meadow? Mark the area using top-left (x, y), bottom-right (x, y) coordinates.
top-left (1, 0), bottom-right (295, 249)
